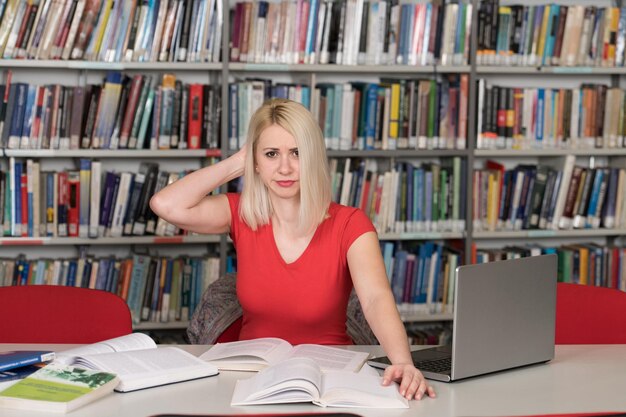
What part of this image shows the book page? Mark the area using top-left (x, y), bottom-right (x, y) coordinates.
top-left (73, 347), bottom-right (218, 392)
top-left (199, 337), bottom-right (292, 366)
top-left (55, 333), bottom-right (157, 365)
top-left (319, 370), bottom-right (409, 408)
top-left (288, 345), bottom-right (370, 372)
top-left (230, 357), bottom-right (322, 405)
top-left (358, 363), bottom-right (383, 377)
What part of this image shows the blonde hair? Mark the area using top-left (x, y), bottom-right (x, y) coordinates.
top-left (240, 98), bottom-right (331, 235)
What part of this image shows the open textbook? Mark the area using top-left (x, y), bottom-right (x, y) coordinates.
top-left (55, 333), bottom-right (218, 392)
top-left (200, 337), bottom-right (370, 372)
top-left (231, 357), bottom-right (409, 408)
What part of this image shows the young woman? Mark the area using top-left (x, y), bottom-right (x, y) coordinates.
top-left (150, 98), bottom-right (436, 401)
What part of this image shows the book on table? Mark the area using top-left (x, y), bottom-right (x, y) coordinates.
top-left (54, 333), bottom-right (218, 392)
top-left (0, 363), bottom-right (118, 413)
top-left (0, 350), bottom-right (55, 372)
top-left (0, 365), bottom-right (45, 385)
top-left (231, 357), bottom-right (409, 409)
top-left (199, 337), bottom-right (370, 372)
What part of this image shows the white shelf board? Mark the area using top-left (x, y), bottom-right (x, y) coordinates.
top-left (475, 148), bottom-right (626, 157)
top-left (3, 149), bottom-right (221, 158)
top-left (229, 63), bottom-right (446, 73)
top-left (0, 235), bottom-right (222, 246)
top-left (133, 321), bottom-right (189, 330)
top-left (476, 65), bottom-right (626, 75)
top-left (472, 229), bottom-right (626, 239)
top-left (0, 59), bottom-right (222, 71)
top-left (380, 232), bottom-right (464, 240)
top-left (400, 313), bottom-right (454, 322)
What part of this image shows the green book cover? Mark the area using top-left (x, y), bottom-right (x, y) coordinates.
top-left (0, 363), bottom-right (118, 413)
top-left (452, 157), bottom-right (461, 226)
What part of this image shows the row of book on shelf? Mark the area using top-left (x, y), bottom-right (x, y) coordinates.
top-left (0, 71), bottom-right (221, 151)
top-left (229, 75), bottom-right (469, 151)
top-left (383, 241), bottom-right (462, 317)
top-left (472, 244), bottom-right (626, 292)
top-left (0, 158), bottom-right (227, 238)
top-left (8, 0), bottom-right (626, 69)
top-left (2, 242), bottom-right (624, 329)
top-left (0, 156), bottom-right (466, 238)
top-left (405, 323), bottom-right (452, 346)
top-left (0, 70), bottom-right (469, 152)
top-left (473, 156), bottom-right (626, 232)
top-left (384, 240), bottom-right (626, 319)
top-left (0, 0), bottom-right (222, 63)
top-left (230, 0), bottom-right (472, 66)
top-left (477, 2), bottom-right (626, 67)
top-left (330, 157), bottom-right (466, 234)
top-left (1, 253), bottom-right (222, 325)
top-left (477, 81), bottom-right (626, 150)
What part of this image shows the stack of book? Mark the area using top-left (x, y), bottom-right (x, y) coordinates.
top-left (472, 244), bottom-right (626, 291)
top-left (477, 81), bottom-right (626, 150)
top-left (381, 240), bottom-right (463, 316)
top-left (0, 71), bottom-right (222, 151)
top-left (477, 2), bottom-right (626, 67)
top-left (473, 157), bottom-right (626, 233)
top-left (1, 254), bottom-right (221, 325)
top-left (230, 0), bottom-right (472, 66)
top-left (0, 0), bottom-right (222, 63)
top-left (0, 350), bottom-right (55, 385)
top-left (330, 158), bottom-right (467, 234)
top-left (1, 159), bottom-right (191, 238)
top-left (229, 75), bottom-right (469, 151)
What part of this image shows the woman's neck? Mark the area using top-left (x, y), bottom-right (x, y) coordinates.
top-left (272, 193), bottom-right (300, 229)
top-left (270, 196), bottom-right (300, 227)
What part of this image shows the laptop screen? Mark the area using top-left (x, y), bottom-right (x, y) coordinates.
top-left (450, 255), bottom-right (557, 380)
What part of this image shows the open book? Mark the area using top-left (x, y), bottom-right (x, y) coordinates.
top-left (55, 333), bottom-right (218, 392)
top-left (199, 337), bottom-right (370, 372)
top-left (231, 357), bottom-right (409, 408)
top-left (0, 363), bottom-right (118, 413)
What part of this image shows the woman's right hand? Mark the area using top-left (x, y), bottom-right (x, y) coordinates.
top-left (233, 143), bottom-right (248, 172)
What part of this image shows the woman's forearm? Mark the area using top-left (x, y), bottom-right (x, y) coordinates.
top-left (363, 292), bottom-right (414, 365)
top-left (150, 149), bottom-right (246, 222)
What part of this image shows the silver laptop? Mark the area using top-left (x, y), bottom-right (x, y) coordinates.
top-left (367, 254), bottom-right (557, 382)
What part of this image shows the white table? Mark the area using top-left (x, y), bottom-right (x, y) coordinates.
top-left (1, 344), bottom-right (625, 417)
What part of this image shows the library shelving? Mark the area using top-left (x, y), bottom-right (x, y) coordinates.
top-left (0, 0), bottom-right (228, 335)
top-left (469, 0), bottom-right (626, 294)
top-left (3, 0), bottom-right (625, 337)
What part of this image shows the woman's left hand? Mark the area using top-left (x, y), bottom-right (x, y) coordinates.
top-left (382, 364), bottom-right (436, 400)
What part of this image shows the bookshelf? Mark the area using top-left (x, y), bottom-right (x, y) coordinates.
top-left (0, 0), bottom-right (227, 334)
top-left (2, 0), bottom-right (626, 338)
top-left (469, 0), bottom-right (626, 293)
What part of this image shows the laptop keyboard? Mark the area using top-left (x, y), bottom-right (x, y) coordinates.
top-left (415, 357), bottom-right (452, 373)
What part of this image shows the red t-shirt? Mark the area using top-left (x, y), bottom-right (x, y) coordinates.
top-left (226, 193), bottom-right (376, 345)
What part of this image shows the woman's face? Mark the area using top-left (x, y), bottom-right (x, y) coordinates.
top-left (255, 124), bottom-right (301, 200)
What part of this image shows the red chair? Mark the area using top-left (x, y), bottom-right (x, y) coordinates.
top-left (0, 285), bottom-right (133, 343)
top-left (555, 282), bottom-right (626, 344)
